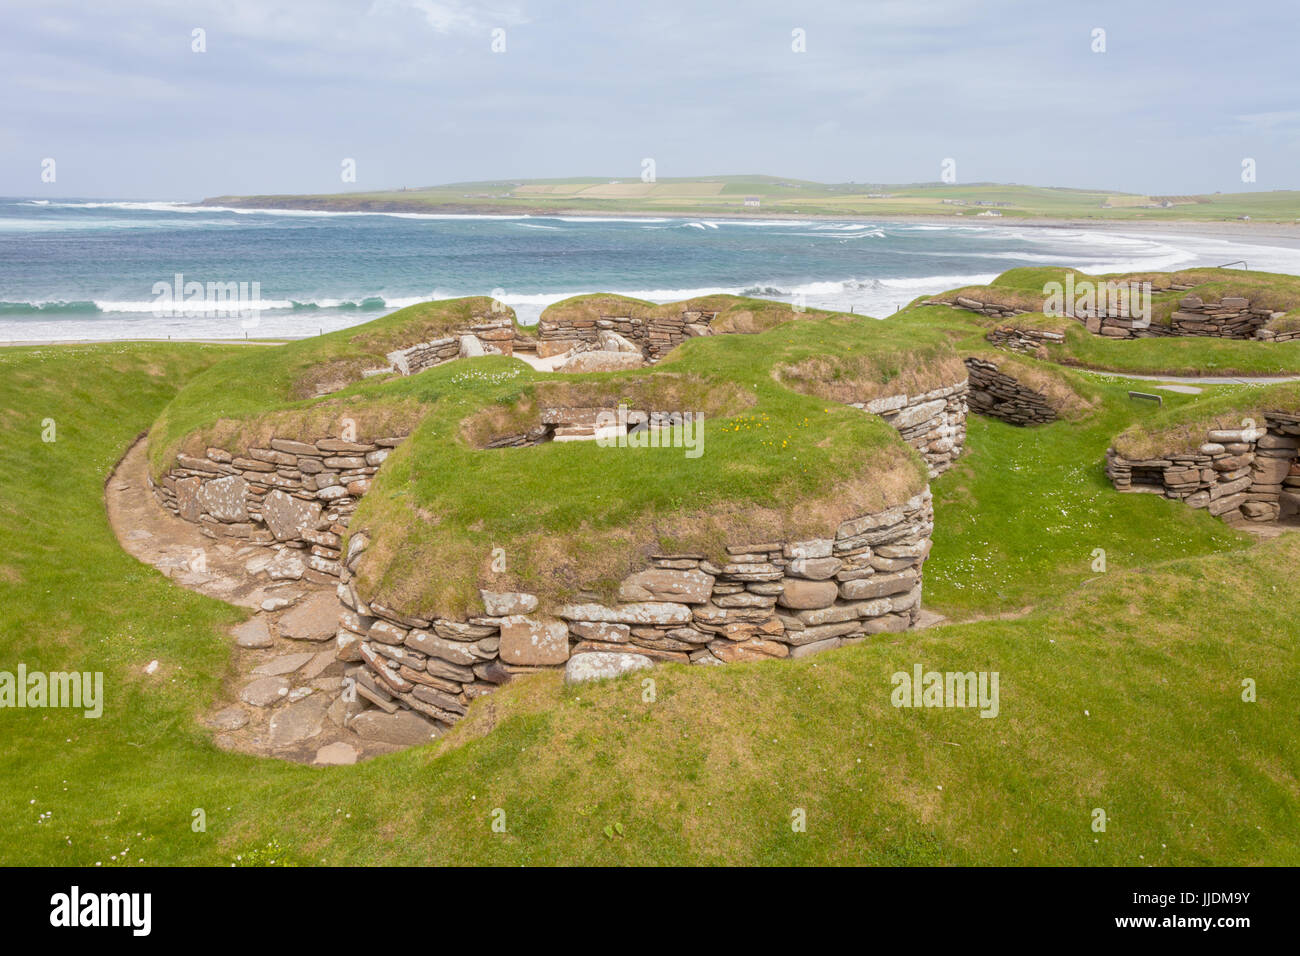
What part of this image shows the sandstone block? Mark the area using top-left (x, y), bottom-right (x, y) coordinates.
top-left (197, 475), bottom-right (249, 522)
top-left (261, 489), bottom-right (322, 541)
top-left (559, 602), bottom-right (693, 625)
top-left (499, 617), bottom-right (571, 666)
top-left (839, 569), bottom-right (918, 601)
top-left (564, 652), bottom-right (655, 684)
top-left (617, 568), bottom-right (715, 604)
top-left (777, 579), bottom-right (839, 610)
top-left (479, 590), bottom-right (539, 616)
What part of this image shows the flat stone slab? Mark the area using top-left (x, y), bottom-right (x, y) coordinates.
top-left (239, 676), bottom-right (292, 707)
top-left (300, 649), bottom-right (339, 681)
top-left (206, 705), bottom-right (249, 731)
top-left (232, 616), bottom-right (274, 648)
top-left (313, 741), bottom-right (359, 765)
top-left (262, 489), bottom-right (322, 542)
top-left (348, 709), bottom-right (441, 746)
top-left (266, 551), bottom-right (306, 581)
top-left (267, 694), bottom-right (330, 749)
top-left (252, 652), bottom-right (317, 677)
top-left (276, 590), bottom-right (339, 641)
top-left (564, 651), bottom-right (655, 684)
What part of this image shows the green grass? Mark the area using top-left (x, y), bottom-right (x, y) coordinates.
top-left (1, 342), bottom-right (1297, 865)
top-left (926, 380), bottom-right (1247, 614)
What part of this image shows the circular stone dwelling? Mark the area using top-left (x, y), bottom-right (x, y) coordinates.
top-left (145, 294), bottom-right (971, 743)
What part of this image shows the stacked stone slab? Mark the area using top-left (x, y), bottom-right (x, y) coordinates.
top-left (1169, 296), bottom-right (1280, 339)
top-left (384, 315), bottom-right (519, 375)
top-left (924, 296), bottom-right (1031, 320)
top-left (964, 357), bottom-right (1056, 426)
top-left (1254, 327), bottom-right (1300, 343)
top-left (536, 308), bottom-right (718, 362)
top-left (336, 490), bottom-right (935, 736)
top-left (1105, 413), bottom-right (1300, 523)
top-left (986, 326), bottom-right (1065, 355)
top-left (851, 383), bottom-right (968, 477)
top-left (150, 435), bottom-right (406, 583)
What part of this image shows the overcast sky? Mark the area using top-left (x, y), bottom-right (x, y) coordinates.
top-left (4, 0), bottom-right (1298, 199)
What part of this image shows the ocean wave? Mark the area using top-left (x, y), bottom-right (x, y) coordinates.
top-left (22, 200), bottom-right (542, 223)
top-left (0, 300), bottom-right (103, 316)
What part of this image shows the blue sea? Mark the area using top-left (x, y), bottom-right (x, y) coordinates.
top-left (4, 198), bottom-right (1300, 341)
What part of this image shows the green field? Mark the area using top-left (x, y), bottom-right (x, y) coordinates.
top-left (204, 176), bottom-right (1300, 224)
top-left (2, 268), bottom-right (1299, 866)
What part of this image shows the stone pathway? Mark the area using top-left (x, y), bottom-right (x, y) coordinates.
top-left (106, 437), bottom-right (406, 764)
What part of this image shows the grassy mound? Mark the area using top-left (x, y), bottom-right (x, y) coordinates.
top-left (538, 292), bottom-right (830, 335)
top-left (147, 296), bottom-right (531, 475)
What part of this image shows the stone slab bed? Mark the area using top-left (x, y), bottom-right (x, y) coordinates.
top-left (337, 490), bottom-right (934, 737)
top-left (377, 309), bottom-right (718, 381)
top-left (1105, 412), bottom-right (1300, 524)
top-left (964, 357), bottom-right (1057, 426)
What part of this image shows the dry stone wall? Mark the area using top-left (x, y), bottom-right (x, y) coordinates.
top-left (337, 490), bottom-right (935, 735)
top-left (986, 326), bottom-right (1065, 354)
top-left (150, 435), bottom-right (406, 584)
top-left (384, 315), bottom-right (519, 376)
top-left (851, 383), bottom-right (967, 477)
top-left (929, 295), bottom-right (1031, 321)
top-left (1168, 296), bottom-right (1282, 339)
top-left (964, 357), bottom-right (1057, 426)
top-left (1105, 412), bottom-right (1300, 523)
